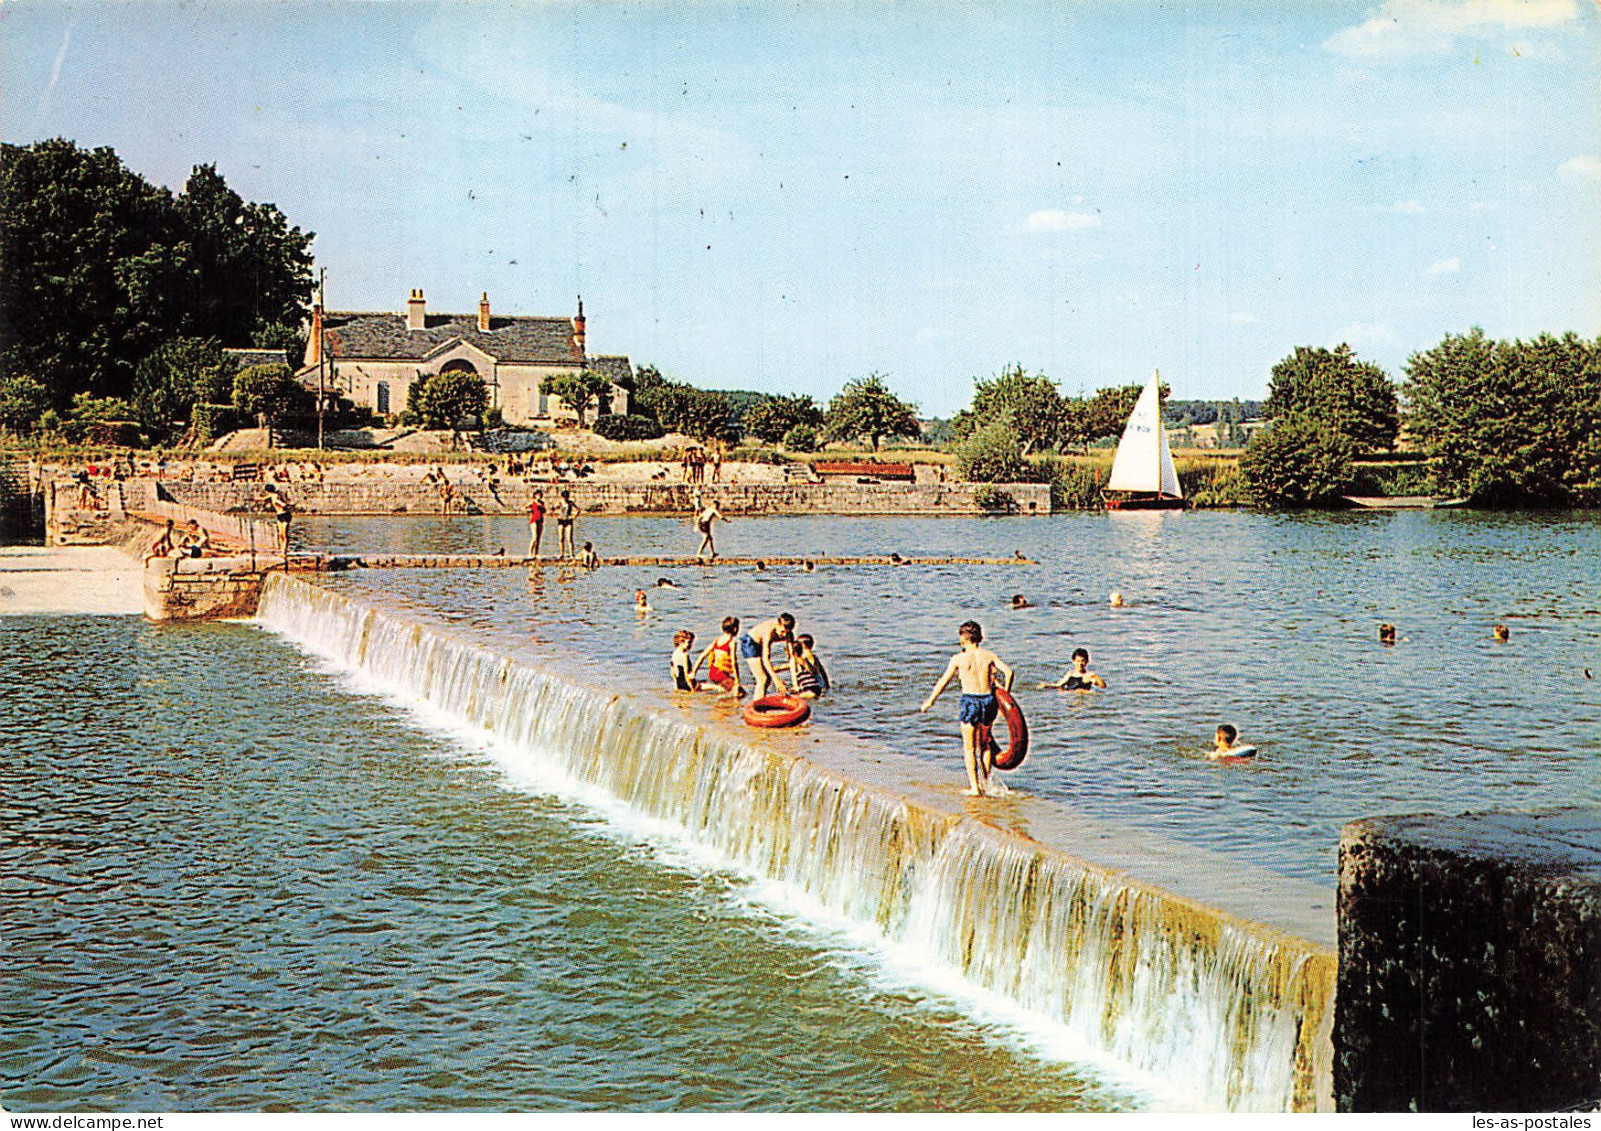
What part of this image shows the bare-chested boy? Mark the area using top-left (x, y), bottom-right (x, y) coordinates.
top-left (920, 620), bottom-right (1015, 796)
top-left (738, 613), bottom-right (796, 699)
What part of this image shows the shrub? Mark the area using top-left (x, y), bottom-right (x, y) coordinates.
top-left (955, 421), bottom-right (1026, 483)
top-left (783, 423), bottom-right (819, 452)
top-left (593, 413), bottom-right (665, 441)
top-left (973, 485), bottom-right (1017, 513)
top-left (190, 403), bottom-right (239, 445)
top-left (1184, 460), bottom-right (1250, 508)
top-left (1050, 460), bottom-right (1109, 509)
top-left (1239, 415), bottom-right (1359, 508)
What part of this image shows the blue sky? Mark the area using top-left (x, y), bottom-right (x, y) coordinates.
top-left (4, 0), bottom-right (1597, 414)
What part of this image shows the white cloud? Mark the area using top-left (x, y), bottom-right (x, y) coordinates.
top-left (1019, 209), bottom-right (1101, 234)
top-left (1425, 256), bottom-right (1462, 276)
top-left (1558, 155), bottom-right (1601, 181)
top-left (1325, 0), bottom-right (1579, 58)
top-left (1378, 199), bottom-right (1429, 214)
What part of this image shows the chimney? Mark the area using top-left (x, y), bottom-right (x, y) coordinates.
top-left (406, 288), bottom-right (426, 331)
top-left (571, 296), bottom-right (586, 361)
top-left (308, 299), bottom-right (323, 365)
top-left (478, 292), bottom-right (491, 333)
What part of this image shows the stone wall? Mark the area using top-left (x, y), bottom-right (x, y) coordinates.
top-left (143, 555), bottom-right (269, 621)
top-left (159, 478), bottom-right (1052, 518)
top-left (1336, 807), bottom-right (1601, 1112)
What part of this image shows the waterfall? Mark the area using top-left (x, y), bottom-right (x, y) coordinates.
top-left (256, 574), bottom-right (1334, 1112)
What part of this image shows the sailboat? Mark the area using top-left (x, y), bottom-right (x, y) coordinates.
top-left (1104, 369), bottom-right (1184, 510)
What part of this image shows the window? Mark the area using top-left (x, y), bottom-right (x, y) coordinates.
top-left (376, 381), bottom-right (390, 414)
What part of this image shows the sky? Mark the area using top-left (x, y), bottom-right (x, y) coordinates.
top-left (3, 0), bottom-right (1598, 415)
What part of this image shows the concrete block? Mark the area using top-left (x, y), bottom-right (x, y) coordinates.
top-left (1336, 807), bottom-right (1601, 1112)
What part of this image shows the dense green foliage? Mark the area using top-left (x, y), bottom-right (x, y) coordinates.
top-left (232, 363), bottom-right (304, 424)
top-left (629, 365), bottom-right (732, 440)
top-left (410, 370), bottom-right (489, 432)
top-left (953, 364), bottom-right (1066, 454)
top-left (0, 140), bottom-right (314, 408)
top-left (954, 421), bottom-right (1027, 483)
top-left (1239, 415), bottom-right (1360, 507)
top-left (540, 370), bottom-right (613, 426)
top-left (592, 413), bottom-right (665, 441)
top-left (781, 423), bottom-right (819, 452)
top-left (1266, 344), bottom-right (1398, 451)
top-left (1403, 329), bottom-right (1601, 506)
top-left (823, 373), bottom-right (920, 450)
top-left (131, 338), bottom-right (238, 440)
top-left (0, 372), bottom-right (49, 432)
top-left (742, 394), bottom-right (824, 444)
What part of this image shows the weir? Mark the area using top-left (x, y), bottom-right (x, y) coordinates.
top-left (255, 573), bottom-right (1336, 1112)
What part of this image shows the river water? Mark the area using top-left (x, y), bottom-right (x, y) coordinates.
top-left (5, 509), bottom-right (1597, 1111)
top-left (298, 509), bottom-right (1601, 884)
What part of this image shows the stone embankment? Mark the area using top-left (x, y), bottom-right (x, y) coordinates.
top-left (159, 477), bottom-right (1050, 518)
top-left (1336, 807), bottom-right (1601, 1112)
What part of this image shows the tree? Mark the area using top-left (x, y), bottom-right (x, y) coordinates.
top-left (541, 370), bottom-right (613, 427)
top-left (1403, 329), bottom-right (1601, 506)
top-left (824, 373), bottom-right (920, 450)
top-left (955, 421), bottom-right (1027, 483)
top-left (131, 337), bottom-right (238, 438)
top-left (1239, 414), bottom-right (1360, 507)
top-left (671, 387), bottom-right (734, 441)
top-left (1081, 382), bottom-right (1162, 444)
top-left (1266, 344), bottom-right (1398, 451)
top-left (176, 164), bottom-right (316, 347)
top-left (0, 372), bottom-right (49, 433)
top-left (782, 423), bottom-right (819, 452)
top-left (0, 142), bottom-right (314, 408)
top-left (411, 370), bottom-right (489, 432)
top-left (743, 394), bottom-right (823, 444)
top-left (232, 363), bottom-right (305, 425)
top-left (957, 364), bottom-right (1066, 454)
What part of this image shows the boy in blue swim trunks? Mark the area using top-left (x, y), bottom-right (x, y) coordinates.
top-left (919, 620), bottom-right (1016, 796)
top-left (738, 613), bottom-right (796, 699)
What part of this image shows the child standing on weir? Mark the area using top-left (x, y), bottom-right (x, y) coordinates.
top-left (920, 620), bottom-right (1015, 797)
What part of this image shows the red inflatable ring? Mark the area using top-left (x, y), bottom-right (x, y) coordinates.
top-left (984, 686), bottom-right (1029, 770)
top-left (743, 693), bottom-right (811, 728)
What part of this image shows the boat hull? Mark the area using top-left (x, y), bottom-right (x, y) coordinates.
top-left (1105, 494), bottom-right (1185, 511)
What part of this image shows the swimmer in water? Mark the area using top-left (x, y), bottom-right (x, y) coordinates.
top-left (1010, 594), bottom-right (1031, 609)
top-left (1038, 647), bottom-right (1107, 691)
top-left (578, 541), bottom-right (600, 569)
top-left (1209, 724), bottom-right (1255, 761)
top-left (1109, 591), bottom-right (1125, 608)
top-left (655, 577), bottom-right (679, 589)
top-left (1493, 624), bottom-right (1510, 642)
top-left (1378, 623), bottom-right (1397, 645)
top-left (634, 589), bottom-right (652, 615)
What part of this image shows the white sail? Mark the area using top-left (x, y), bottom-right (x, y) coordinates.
top-left (1107, 370), bottom-right (1183, 498)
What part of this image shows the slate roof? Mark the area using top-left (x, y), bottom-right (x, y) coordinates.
top-left (224, 347), bottom-right (292, 369)
top-left (322, 311), bottom-right (578, 365)
top-left (590, 355), bottom-right (634, 386)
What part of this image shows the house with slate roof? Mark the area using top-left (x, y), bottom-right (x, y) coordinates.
top-left (297, 291), bottom-right (631, 426)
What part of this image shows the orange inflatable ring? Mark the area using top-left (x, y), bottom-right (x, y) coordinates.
top-left (984, 686), bottom-right (1029, 770)
top-left (743, 693), bottom-right (811, 728)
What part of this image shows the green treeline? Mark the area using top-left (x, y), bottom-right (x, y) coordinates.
top-left (0, 139), bottom-right (314, 439)
top-left (1235, 335), bottom-right (1601, 509)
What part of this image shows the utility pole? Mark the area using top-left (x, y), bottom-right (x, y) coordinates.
top-left (317, 268), bottom-right (327, 451)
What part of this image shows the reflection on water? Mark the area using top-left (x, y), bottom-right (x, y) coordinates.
top-left (1, 616), bottom-right (1136, 1111)
top-left (301, 509), bottom-right (1601, 883)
